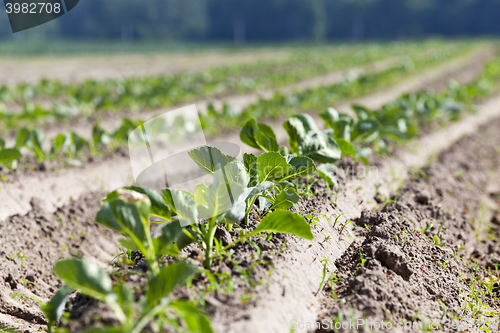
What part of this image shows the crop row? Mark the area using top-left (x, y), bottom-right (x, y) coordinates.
top-left (0, 41), bottom-right (455, 103)
top-left (0, 46), bottom-right (480, 170)
top-left (29, 53), bottom-right (500, 332)
top-left (199, 45), bottom-right (469, 136)
top-left (0, 42), bottom-right (469, 131)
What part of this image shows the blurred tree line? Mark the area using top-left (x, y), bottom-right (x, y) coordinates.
top-left (2, 0), bottom-right (500, 40)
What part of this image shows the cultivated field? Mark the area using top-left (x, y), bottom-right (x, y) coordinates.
top-left (1, 40), bottom-right (500, 333)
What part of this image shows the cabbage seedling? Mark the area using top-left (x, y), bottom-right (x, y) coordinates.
top-left (42, 259), bottom-right (209, 333)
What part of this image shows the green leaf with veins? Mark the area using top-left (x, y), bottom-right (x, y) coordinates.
top-left (284, 156), bottom-right (316, 180)
top-left (298, 130), bottom-right (341, 163)
top-left (196, 161), bottom-right (249, 219)
top-left (316, 164), bottom-right (338, 188)
top-left (194, 183), bottom-right (210, 219)
top-left (254, 210), bottom-right (314, 240)
top-left (284, 114), bottom-right (342, 163)
top-left (96, 190), bottom-right (151, 242)
top-left (53, 259), bottom-right (112, 300)
top-left (162, 189), bottom-right (198, 226)
top-left (188, 146), bottom-right (236, 174)
top-left (207, 170), bottom-right (235, 217)
top-left (127, 186), bottom-right (171, 220)
top-left (243, 153), bottom-right (258, 187)
top-left (257, 152), bottom-right (293, 183)
top-left (222, 160), bottom-right (249, 190)
top-left (259, 196), bottom-right (273, 211)
top-left (245, 181), bottom-right (275, 200)
top-left (276, 180), bottom-right (295, 190)
top-left (194, 183), bottom-right (209, 206)
top-left (240, 119), bottom-right (279, 152)
top-left (273, 188), bottom-right (300, 210)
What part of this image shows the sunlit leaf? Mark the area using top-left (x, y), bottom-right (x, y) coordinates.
top-left (127, 186), bottom-right (171, 220)
top-left (240, 119), bottom-right (279, 152)
top-left (96, 189), bottom-right (150, 242)
top-left (243, 153), bottom-right (258, 187)
top-left (273, 188), bottom-right (300, 210)
top-left (336, 138), bottom-right (357, 156)
top-left (163, 189), bottom-right (198, 226)
top-left (188, 146), bottom-right (236, 174)
top-left (255, 210), bottom-right (313, 240)
top-left (317, 164), bottom-right (338, 188)
top-left (257, 152), bottom-right (293, 183)
top-left (284, 156), bottom-right (316, 180)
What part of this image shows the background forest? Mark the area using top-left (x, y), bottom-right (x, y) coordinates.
top-left (1, 0), bottom-right (500, 42)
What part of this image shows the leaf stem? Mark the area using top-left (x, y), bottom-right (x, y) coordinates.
top-left (245, 196), bottom-right (258, 226)
top-left (203, 217), bottom-right (218, 269)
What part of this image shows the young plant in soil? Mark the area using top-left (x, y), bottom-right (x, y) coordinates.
top-left (42, 189), bottom-right (211, 332)
top-left (239, 116), bottom-right (342, 223)
top-left (39, 144), bottom-right (316, 330)
top-left (167, 146), bottom-right (315, 269)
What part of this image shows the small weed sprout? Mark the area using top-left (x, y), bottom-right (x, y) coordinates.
top-left (356, 251), bottom-right (366, 269)
top-left (433, 235), bottom-right (446, 247)
top-left (315, 259), bottom-right (329, 296)
top-left (421, 221), bottom-right (434, 235)
top-left (438, 299), bottom-right (447, 320)
top-left (437, 220), bottom-right (446, 237)
top-left (395, 230), bottom-right (414, 251)
top-left (338, 219), bottom-right (354, 240)
top-left (332, 212), bottom-right (350, 229)
top-left (17, 252), bottom-right (29, 268)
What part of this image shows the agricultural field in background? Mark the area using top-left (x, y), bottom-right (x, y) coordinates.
top-left (2, 39), bottom-right (500, 333)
